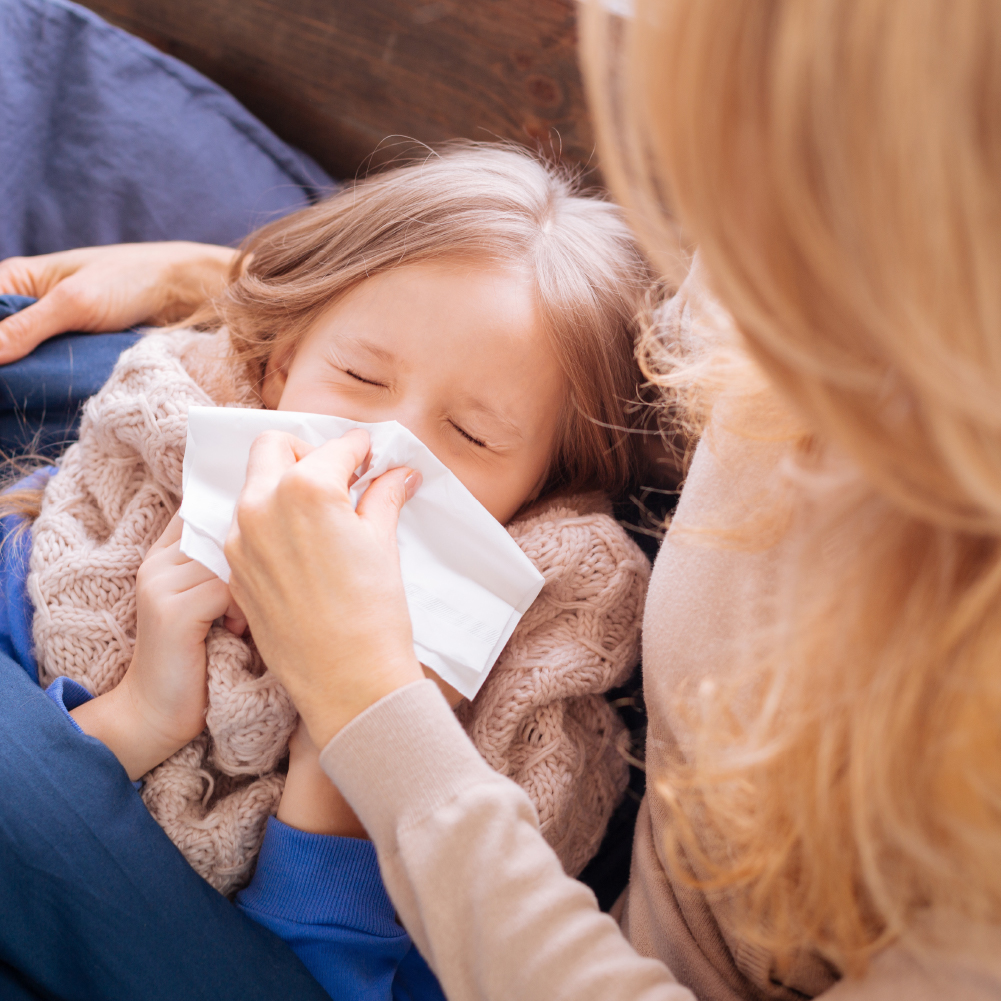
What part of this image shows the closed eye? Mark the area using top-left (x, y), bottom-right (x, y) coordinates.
top-left (451, 421), bottom-right (487, 448)
top-left (345, 369), bottom-right (387, 388)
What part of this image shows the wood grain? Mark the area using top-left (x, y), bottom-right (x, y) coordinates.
top-left (77, 0), bottom-right (598, 180)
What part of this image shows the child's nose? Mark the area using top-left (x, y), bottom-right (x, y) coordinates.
top-left (372, 401), bottom-right (431, 446)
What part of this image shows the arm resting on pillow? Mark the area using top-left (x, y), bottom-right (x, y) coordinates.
top-left (0, 242), bottom-right (235, 362)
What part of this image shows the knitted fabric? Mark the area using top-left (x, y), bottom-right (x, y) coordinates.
top-left (28, 329), bottom-right (649, 892)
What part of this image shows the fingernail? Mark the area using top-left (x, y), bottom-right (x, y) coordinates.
top-left (404, 469), bottom-right (422, 500)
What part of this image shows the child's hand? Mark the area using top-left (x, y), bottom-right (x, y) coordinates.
top-left (275, 668), bottom-right (461, 839)
top-left (71, 514), bottom-right (246, 781)
top-left (276, 720), bottom-right (369, 839)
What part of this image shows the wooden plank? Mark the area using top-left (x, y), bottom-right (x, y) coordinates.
top-left (77, 0), bottom-right (597, 180)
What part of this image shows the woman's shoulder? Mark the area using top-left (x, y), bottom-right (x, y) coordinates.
top-left (821, 931), bottom-right (1001, 1000)
top-left (640, 403), bottom-right (809, 761)
top-left (669, 396), bottom-right (804, 547)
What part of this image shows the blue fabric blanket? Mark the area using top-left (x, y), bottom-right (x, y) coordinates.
top-left (0, 294), bottom-right (141, 455)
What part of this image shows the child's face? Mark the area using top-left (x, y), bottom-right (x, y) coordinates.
top-left (261, 261), bottom-right (565, 524)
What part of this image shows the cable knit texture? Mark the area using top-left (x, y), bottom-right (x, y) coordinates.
top-left (28, 329), bottom-right (649, 893)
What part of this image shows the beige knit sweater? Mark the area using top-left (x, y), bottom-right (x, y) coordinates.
top-left (27, 328), bottom-right (650, 893)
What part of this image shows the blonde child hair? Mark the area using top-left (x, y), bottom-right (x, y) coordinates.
top-left (582, 0), bottom-right (1001, 976)
top-left (191, 142), bottom-right (657, 502)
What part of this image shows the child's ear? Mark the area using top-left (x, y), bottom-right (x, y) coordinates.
top-left (260, 355), bottom-right (289, 409)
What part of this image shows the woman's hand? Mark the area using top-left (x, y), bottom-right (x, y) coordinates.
top-left (224, 429), bottom-right (425, 750)
top-left (71, 514), bottom-right (246, 780)
top-left (0, 241), bottom-right (236, 364)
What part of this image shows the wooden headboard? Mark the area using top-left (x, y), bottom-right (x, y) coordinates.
top-left (78, 0), bottom-right (596, 180)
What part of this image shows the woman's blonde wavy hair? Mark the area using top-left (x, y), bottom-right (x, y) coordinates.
top-left (582, 0), bottom-right (1001, 975)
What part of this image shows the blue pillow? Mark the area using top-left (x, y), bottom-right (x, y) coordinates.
top-left (0, 294), bottom-right (141, 455)
top-left (0, 0), bottom-right (335, 258)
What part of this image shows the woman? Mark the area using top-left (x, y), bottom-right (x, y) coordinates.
top-left (2, 1), bottom-right (999, 999)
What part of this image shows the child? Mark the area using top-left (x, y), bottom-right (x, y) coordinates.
top-left (14, 145), bottom-right (653, 997)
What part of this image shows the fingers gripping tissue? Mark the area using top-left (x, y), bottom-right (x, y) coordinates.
top-left (179, 406), bottom-right (545, 701)
top-left (27, 331), bottom-right (650, 891)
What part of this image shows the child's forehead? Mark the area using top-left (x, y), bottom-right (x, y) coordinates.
top-left (312, 261), bottom-right (543, 348)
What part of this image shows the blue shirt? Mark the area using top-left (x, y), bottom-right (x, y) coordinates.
top-left (1, 479), bottom-right (443, 1001)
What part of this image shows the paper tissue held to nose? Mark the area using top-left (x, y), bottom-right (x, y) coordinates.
top-left (178, 406), bottom-right (545, 700)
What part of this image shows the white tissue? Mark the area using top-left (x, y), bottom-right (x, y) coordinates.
top-left (178, 406), bottom-right (545, 700)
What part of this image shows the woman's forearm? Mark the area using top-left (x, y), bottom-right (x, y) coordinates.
top-left (320, 680), bottom-right (695, 1001)
top-left (154, 241), bottom-right (238, 321)
top-left (223, 427), bottom-right (688, 997)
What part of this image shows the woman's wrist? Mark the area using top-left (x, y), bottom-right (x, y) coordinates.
top-left (70, 672), bottom-right (198, 781)
top-left (293, 654), bottom-right (425, 751)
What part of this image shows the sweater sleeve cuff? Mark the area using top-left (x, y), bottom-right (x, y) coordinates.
top-left (236, 816), bottom-right (401, 937)
top-left (319, 680), bottom-right (520, 848)
top-left (44, 676), bottom-right (93, 734)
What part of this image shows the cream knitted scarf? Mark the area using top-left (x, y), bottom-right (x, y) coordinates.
top-left (29, 329), bottom-right (649, 892)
